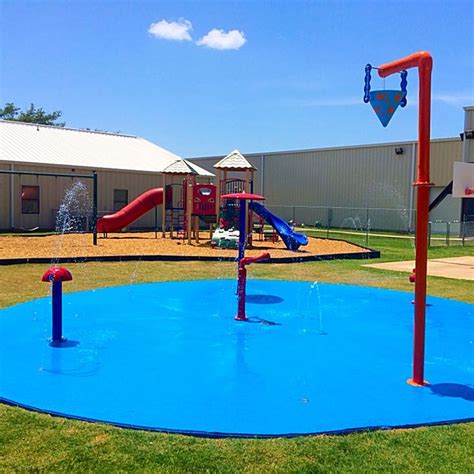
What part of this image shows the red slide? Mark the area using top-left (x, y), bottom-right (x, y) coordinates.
top-left (96, 188), bottom-right (163, 233)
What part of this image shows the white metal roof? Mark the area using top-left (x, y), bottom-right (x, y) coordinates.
top-left (214, 149), bottom-right (256, 170)
top-left (0, 120), bottom-right (213, 177)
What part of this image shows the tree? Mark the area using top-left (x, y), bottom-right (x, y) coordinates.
top-left (0, 102), bottom-right (65, 127)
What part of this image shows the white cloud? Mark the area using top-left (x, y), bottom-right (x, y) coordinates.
top-left (196, 29), bottom-right (246, 50)
top-left (148, 19), bottom-right (193, 41)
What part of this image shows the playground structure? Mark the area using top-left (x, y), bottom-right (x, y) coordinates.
top-left (97, 149), bottom-right (310, 252)
top-left (97, 160), bottom-right (219, 245)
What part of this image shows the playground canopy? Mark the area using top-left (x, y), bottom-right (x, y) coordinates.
top-left (214, 149), bottom-right (256, 171)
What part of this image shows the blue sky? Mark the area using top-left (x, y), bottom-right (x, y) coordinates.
top-left (1, 0), bottom-right (473, 157)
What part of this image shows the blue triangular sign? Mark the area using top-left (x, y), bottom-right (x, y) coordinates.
top-left (369, 90), bottom-right (406, 127)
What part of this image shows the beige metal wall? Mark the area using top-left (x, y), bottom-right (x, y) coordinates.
top-left (1, 137), bottom-right (463, 232)
top-left (465, 107), bottom-right (474, 131)
top-left (430, 139), bottom-right (462, 185)
top-left (464, 107), bottom-right (474, 163)
top-left (0, 163), bottom-right (166, 230)
top-left (429, 187), bottom-right (461, 222)
top-left (189, 138), bottom-right (462, 231)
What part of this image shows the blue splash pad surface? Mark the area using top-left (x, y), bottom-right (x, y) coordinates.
top-left (0, 280), bottom-right (473, 437)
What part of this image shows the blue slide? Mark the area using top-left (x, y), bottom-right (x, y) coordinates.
top-left (249, 202), bottom-right (308, 251)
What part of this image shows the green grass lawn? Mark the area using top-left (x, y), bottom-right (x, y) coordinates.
top-left (1, 234), bottom-right (473, 471)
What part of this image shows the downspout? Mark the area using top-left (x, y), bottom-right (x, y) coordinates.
top-left (260, 154), bottom-right (265, 196)
top-left (462, 130), bottom-right (467, 163)
top-left (407, 142), bottom-right (416, 232)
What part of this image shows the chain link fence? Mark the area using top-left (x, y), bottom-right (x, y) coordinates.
top-left (265, 205), bottom-right (473, 247)
top-left (428, 219), bottom-right (474, 247)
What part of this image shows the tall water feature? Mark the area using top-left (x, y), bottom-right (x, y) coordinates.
top-left (53, 180), bottom-right (92, 264)
top-left (370, 181), bottom-right (416, 252)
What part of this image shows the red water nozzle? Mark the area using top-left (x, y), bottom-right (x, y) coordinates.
top-left (235, 252), bottom-right (271, 322)
top-left (240, 252), bottom-right (271, 269)
top-left (42, 267), bottom-right (73, 283)
top-left (465, 188), bottom-right (474, 196)
top-left (409, 268), bottom-right (416, 283)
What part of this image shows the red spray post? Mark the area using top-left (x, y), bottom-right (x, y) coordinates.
top-left (42, 267), bottom-right (73, 345)
top-left (236, 252), bottom-right (271, 321)
top-left (376, 51), bottom-right (433, 386)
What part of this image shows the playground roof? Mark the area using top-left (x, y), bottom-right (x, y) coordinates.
top-left (0, 120), bottom-right (213, 177)
top-left (214, 149), bottom-right (256, 170)
top-left (162, 159), bottom-right (204, 175)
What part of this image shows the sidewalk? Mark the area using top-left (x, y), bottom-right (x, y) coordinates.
top-left (365, 256), bottom-right (474, 281)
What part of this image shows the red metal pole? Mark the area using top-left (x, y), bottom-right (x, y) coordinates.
top-left (235, 252), bottom-right (271, 321)
top-left (236, 266), bottom-right (248, 321)
top-left (378, 51), bottom-right (432, 386)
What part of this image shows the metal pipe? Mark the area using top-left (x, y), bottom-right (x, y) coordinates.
top-left (236, 252), bottom-right (271, 321)
top-left (408, 142), bottom-right (416, 232)
top-left (9, 164), bottom-right (14, 228)
top-left (0, 169), bottom-right (95, 179)
top-left (236, 265), bottom-right (247, 321)
top-left (52, 281), bottom-right (63, 342)
top-left (92, 172), bottom-right (98, 246)
top-left (379, 51), bottom-right (433, 386)
top-left (238, 198), bottom-right (246, 264)
top-left (162, 174), bottom-right (166, 238)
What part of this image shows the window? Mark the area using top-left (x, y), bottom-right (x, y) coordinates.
top-left (113, 189), bottom-right (128, 211)
top-left (21, 185), bottom-right (40, 214)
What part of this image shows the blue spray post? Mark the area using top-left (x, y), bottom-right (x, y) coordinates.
top-left (221, 192), bottom-right (266, 266)
top-left (237, 196), bottom-right (247, 264)
top-left (42, 267), bottom-right (73, 345)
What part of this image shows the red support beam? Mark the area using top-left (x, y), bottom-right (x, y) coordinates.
top-left (378, 51), bottom-right (433, 386)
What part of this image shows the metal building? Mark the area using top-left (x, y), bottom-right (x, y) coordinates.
top-left (1, 106), bottom-right (472, 233)
top-left (0, 120), bottom-right (212, 231)
top-left (189, 106), bottom-right (474, 232)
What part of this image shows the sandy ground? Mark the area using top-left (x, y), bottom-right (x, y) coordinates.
top-left (365, 256), bottom-right (474, 281)
top-left (0, 232), bottom-right (368, 260)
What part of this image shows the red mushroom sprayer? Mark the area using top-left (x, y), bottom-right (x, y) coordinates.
top-left (41, 267), bottom-right (73, 345)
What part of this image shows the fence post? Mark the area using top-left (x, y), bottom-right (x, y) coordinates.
top-left (446, 221), bottom-right (450, 246)
top-left (92, 172), bottom-right (98, 246)
top-left (428, 222), bottom-right (432, 248)
top-left (327, 208), bottom-right (332, 239)
top-left (365, 208), bottom-right (370, 245)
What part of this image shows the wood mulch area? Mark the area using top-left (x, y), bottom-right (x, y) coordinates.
top-left (0, 232), bottom-right (369, 260)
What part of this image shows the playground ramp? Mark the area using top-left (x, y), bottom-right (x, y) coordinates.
top-left (96, 188), bottom-right (163, 233)
top-left (249, 202), bottom-right (308, 251)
